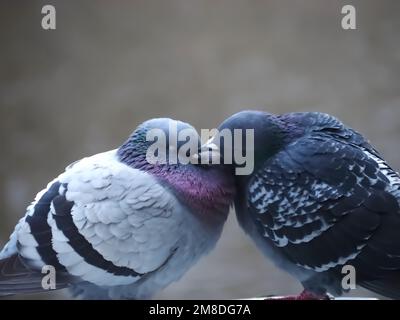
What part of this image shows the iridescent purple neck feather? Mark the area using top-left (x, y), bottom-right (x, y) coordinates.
top-left (117, 128), bottom-right (235, 225)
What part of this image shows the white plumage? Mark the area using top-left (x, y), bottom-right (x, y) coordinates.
top-left (1, 150), bottom-right (222, 298)
top-left (0, 118), bottom-right (234, 299)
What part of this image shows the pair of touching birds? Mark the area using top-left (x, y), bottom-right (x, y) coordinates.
top-left (1, 110), bottom-right (400, 299)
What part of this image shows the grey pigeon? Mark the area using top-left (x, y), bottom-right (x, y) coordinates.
top-left (0, 118), bottom-right (234, 299)
top-left (206, 110), bottom-right (400, 299)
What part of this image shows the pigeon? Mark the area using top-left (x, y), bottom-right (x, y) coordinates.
top-left (205, 110), bottom-right (400, 299)
top-left (0, 118), bottom-right (234, 299)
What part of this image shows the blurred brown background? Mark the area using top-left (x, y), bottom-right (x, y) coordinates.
top-left (1, 0), bottom-right (399, 299)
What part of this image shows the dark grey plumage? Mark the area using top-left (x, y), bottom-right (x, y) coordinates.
top-left (212, 110), bottom-right (400, 299)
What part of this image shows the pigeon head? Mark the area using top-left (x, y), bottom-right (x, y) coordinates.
top-left (203, 110), bottom-right (298, 175)
top-left (117, 118), bottom-right (235, 220)
top-left (117, 118), bottom-right (200, 167)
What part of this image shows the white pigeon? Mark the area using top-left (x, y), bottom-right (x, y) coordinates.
top-left (0, 118), bottom-right (235, 299)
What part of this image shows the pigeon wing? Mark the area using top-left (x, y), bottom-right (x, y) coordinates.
top-left (248, 134), bottom-right (400, 281)
top-left (0, 150), bottom-right (182, 294)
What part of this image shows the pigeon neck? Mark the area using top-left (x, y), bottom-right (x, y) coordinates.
top-left (117, 146), bottom-right (234, 224)
top-left (155, 166), bottom-right (234, 224)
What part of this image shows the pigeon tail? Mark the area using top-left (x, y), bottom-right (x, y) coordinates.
top-left (0, 254), bottom-right (69, 296)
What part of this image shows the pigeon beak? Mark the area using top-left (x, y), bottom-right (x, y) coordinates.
top-left (197, 137), bottom-right (222, 165)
